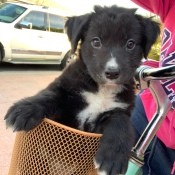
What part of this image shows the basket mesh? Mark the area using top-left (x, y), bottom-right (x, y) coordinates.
top-left (8, 118), bottom-right (102, 175)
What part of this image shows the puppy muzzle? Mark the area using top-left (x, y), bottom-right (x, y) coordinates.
top-left (105, 67), bottom-right (120, 80)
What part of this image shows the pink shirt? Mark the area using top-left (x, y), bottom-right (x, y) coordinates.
top-left (131, 0), bottom-right (175, 149)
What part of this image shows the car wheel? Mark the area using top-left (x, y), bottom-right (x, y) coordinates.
top-left (0, 44), bottom-right (4, 63)
top-left (0, 49), bottom-right (2, 63)
top-left (61, 51), bottom-right (76, 69)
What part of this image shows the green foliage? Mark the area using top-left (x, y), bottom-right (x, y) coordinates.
top-left (148, 35), bottom-right (161, 61)
top-left (147, 17), bottom-right (162, 61)
top-left (0, 0), bottom-right (6, 2)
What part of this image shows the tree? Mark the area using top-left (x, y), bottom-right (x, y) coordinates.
top-left (0, 0), bottom-right (7, 2)
top-left (148, 17), bottom-right (162, 61)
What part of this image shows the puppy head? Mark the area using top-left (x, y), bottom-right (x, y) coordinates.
top-left (65, 5), bottom-right (160, 85)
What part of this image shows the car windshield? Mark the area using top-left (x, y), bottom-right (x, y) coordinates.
top-left (0, 3), bottom-right (27, 23)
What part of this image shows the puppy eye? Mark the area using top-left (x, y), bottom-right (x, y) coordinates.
top-left (91, 37), bottom-right (102, 48)
top-left (126, 39), bottom-right (135, 50)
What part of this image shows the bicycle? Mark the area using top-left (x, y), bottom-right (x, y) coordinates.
top-left (126, 64), bottom-right (175, 175)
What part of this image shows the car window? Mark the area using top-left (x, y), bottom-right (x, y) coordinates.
top-left (48, 13), bottom-right (65, 33)
top-left (21, 10), bottom-right (46, 31)
top-left (0, 3), bottom-right (26, 23)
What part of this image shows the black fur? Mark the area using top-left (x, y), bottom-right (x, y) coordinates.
top-left (5, 5), bottom-right (160, 175)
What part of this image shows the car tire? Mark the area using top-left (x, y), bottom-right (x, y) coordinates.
top-left (0, 49), bottom-right (2, 63)
top-left (0, 44), bottom-right (3, 62)
top-left (60, 50), bottom-right (76, 69)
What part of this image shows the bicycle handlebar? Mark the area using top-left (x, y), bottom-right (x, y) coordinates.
top-left (135, 64), bottom-right (175, 81)
top-left (132, 64), bottom-right (175, 162)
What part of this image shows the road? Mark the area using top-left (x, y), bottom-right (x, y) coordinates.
top-left (0, 63), bottom-right (62, 175)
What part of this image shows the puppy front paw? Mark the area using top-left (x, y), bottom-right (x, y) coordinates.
top-left (5, 100), bottom-right (45, 131)
top-left (94, 146), bottom-right (129, 175)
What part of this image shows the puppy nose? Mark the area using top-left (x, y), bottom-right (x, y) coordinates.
top-left (105, 68), bottom-right (120, 80)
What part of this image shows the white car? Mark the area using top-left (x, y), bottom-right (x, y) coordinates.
top-left (0, 2), bottom-right (73, 68)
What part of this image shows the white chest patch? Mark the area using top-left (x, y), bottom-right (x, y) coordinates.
top-left (77, 85), bottom-right (129, 130)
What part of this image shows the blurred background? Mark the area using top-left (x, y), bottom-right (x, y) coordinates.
top-left (0, 0), bottom-right (161, 60)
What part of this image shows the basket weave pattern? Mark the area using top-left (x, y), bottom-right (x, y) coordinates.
top-left (8, 119), bottom-right (102, 175)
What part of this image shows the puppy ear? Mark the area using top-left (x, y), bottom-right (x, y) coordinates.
top-left (136, 15), bottom-right (160, 58)
top-left (65, 14), bottom-right (90, 53)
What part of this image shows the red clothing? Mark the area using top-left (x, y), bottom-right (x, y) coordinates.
top-left (131, 0), bottom-right (175, 149)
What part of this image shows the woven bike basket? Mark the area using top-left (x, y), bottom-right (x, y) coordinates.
top-left (8, 118), bottom-right (102, 175)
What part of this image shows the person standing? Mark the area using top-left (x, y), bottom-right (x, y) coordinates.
top-left (130, 0), bottom-right (175, 174)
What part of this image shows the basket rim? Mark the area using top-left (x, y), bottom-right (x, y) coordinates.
top-left (44, 118), bottom-right (102, 138)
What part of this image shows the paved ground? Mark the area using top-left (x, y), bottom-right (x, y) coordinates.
top-left (0, 63), bottom-right (61, 175)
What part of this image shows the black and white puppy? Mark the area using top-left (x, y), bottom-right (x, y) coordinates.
top-left (5, 5), bottom-right (160, 175)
